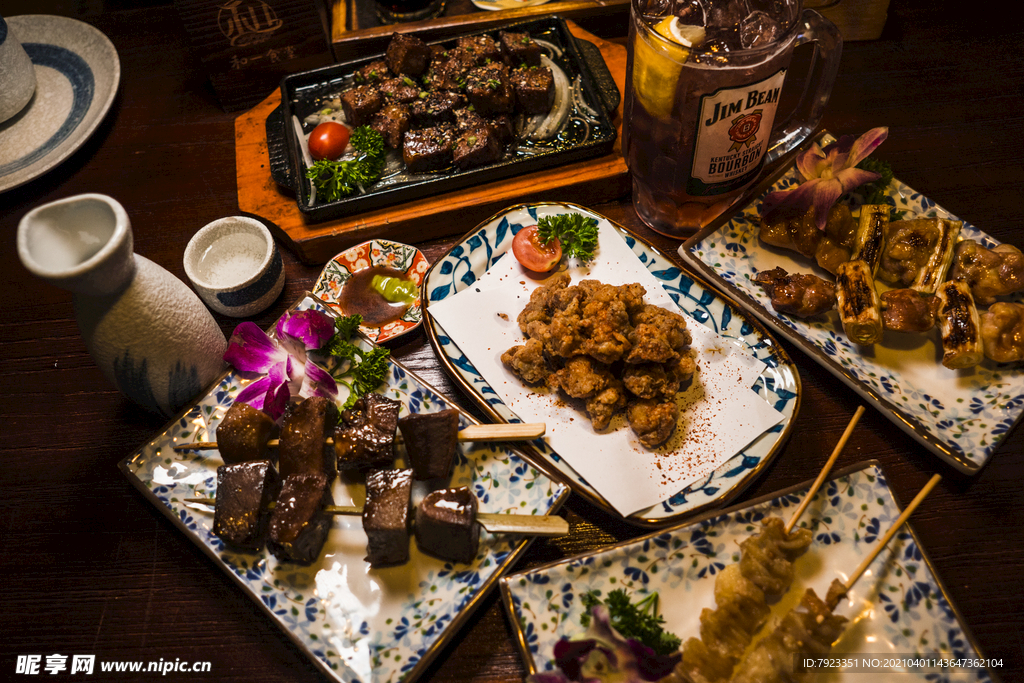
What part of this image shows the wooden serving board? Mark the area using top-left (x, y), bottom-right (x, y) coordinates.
top-left (234, 22), bottom-right (629, 265)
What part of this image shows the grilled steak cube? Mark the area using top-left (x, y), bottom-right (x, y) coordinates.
top-left (499, 31), bottom-right (542, 67)
top-left (511, 66), bottom-right (554, 114)
top-left (454, 123), bottom-right (501, 170)
top-left (398, 408), bottom-right (462, 480)
top-left (363, 468), bottom-right (413, 567)
top-left (379, 76), bottom-right (423, 104)
top-left (370, 102), bottom-right (411, 148)
top-left (278, 396), bottom-right (339, 481)
top-left (410, 91), bottom-right (467, 128)
top-left (354, 59), bottom-right (391, 86)
top-left (414, 487), bottom-right (479, 564)
top-left (340, 85), bottom-right (384, 126)
top-left (213, 460), bottom-right (281, 551)
top-left (456, 34), bottom-right (501, 65)
top-left (216, 401), bottom-right (277, 464)
top-left (267, 472), bottom-right (333, 564)
top-left (402, 125), bottom-right (454, 173)
top-left (424, 47), bottom-right (474, 91)
top-left (487, 114), bottom-right (515, 146)
top-left (385, 32), bottom-right (432, 77)
top-left (465, 64), bottom-right (514, 116)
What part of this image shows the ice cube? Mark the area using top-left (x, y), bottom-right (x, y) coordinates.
top-left (704, 0), bottom-right (747, 31)
top-left (740, 10), bottom-right (781, 48)
top-left (673, 0), bottom-right (706, 26)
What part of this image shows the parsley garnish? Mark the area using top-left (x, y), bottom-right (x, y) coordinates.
top-left (855, 157), bottom-right (904, 220)
top-left (580, 589), bottom-right (681, 656)
top-left (305, 126), bottom-right (386, 203)
top-left (322, 314), bottom-right (392, 410)
top-left (537, 212), bottom-right (599, 263)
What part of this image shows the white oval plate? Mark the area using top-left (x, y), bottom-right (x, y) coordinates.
top-left (0, 15), bottom-right (120, 193)
top-left (422, 202), bottom-right (801, 526)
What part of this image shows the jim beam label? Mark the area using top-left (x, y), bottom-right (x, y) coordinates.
top-left (688, 68), bottom-right (787, 196)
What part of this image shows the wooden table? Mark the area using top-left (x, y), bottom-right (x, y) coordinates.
top-left (2, 1), bottom-right (1021, 681)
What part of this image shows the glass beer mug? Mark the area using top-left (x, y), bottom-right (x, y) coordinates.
top-left (623, 0), bottom-right (843, 237)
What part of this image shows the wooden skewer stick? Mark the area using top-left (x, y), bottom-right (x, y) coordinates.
top-left (785, 406), bottom-right (866, 534)
top-left (183, 498), bottom-right (569, 537)
top-left (173, 422), bottom-right (546, 452)
top-left (841, 473), bottom-right (941, 599)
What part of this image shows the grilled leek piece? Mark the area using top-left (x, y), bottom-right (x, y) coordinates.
top-left (936, 280), bottom-right (983, 369)
top-left (850, 205), bottom-right (889, 274)
top-left (912, 218), bottom-right (962, 294)
top-left (835, 259), bottom-right (883, 345)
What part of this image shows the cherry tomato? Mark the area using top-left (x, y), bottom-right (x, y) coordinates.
top-left (308, 121), bottom-right (350, 161)
top-left (511, 225), bottom-right (562, 272)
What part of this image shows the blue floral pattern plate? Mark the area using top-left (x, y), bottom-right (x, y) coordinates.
top-left (119, 295), bottom-right (569, 683)
top-left (501, 462), bottom-right (995, 682)
top-left (679, 141), bottom-right (1024, 475)
top-left (422, 202), bottom-right (801, 527)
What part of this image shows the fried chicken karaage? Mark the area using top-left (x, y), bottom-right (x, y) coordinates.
top-left (501, 274), bottom-right (696, 448)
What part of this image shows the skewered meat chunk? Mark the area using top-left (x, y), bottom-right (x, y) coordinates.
top-left (456, 34), bottom-right (501, 65)
top-left (738, 516), bottom-right (812, 594)
top-left (980, 301), bottom-right (1024, 363)
top-left (363, 468), bottom-right (413, 567)
top-left (414, 486), bottom-right (480, 563)
top-left (213, 460), bottom-right (281, 551)
top-left (267, 472), bottom-right (333, 564)
top-left (465, 63), bottom-right (515, 115)
top-left (379, 76), bottom-right (422, 104)
top-left (729, 586), bottom-right (847, 683)
top-left (880, 288), bottom-right (939, 333)
top-left (877, 217), bottom-right (962, 292)
top-left (758, 204), bottom-right (855, 272)
top-left (498, 30), bottom-right (542, 67)
top-left (278, 396), bottom-right (339, 481)
top-left (398, 408), bottom-right (462, 480)
top-left (698, 565), bottom-right (770, 664)
top-left (453, 123), bottom-right (502, 169)
top-left (510, 66), bottom-right (554, 114)
top-left (340, 85), bottom-right (384, 127)
top-left (403, 125), bottom-right (454, 173)
top-left (385, 32), bottom-right (432, 76)
top-left (753, 267), bottom-right (836, 318)
top-left (951, 240), bottom-right (1024, 305)
top-left (370, 102), bottom-right (411, 149)
top-left (216, 401), bottom-right (277, 464)
top-left (354, 59), bottom-right (390, 86)
top-left (334, 393), bottom-right (401, 471)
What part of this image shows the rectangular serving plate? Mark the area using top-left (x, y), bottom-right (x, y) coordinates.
top-left (119, 295), bottom-right (569, 683)
top-left (501, 461), bottom-right (997, 683)
top-left (272, 16), bottom-right (618, 222)
top-left (679, 133), bottom-right (1024, 475)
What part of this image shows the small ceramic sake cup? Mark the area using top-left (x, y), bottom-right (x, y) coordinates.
top-left (183, 216), bottom-right (285, 318)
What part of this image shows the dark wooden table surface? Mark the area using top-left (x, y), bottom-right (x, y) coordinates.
top-left (2, 1), bottom-right (1022, 681)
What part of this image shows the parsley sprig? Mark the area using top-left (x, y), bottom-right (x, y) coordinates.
top-left (580, 589), bottom-right (681, 656)
top-left (322, 314), bottom-right (391, 410)
top-left (855, 157), bottom-right (904, 220)
top-left (537, 212), bottom-right (599, 263)
top-left (305, 126), bottom-right (387, 203)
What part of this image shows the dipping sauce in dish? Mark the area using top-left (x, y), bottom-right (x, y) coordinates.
top-left (338, 266), bottom-right (417, 328)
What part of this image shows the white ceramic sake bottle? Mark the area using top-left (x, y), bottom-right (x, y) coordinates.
top-left (17, 193), bottom-right (228, 416)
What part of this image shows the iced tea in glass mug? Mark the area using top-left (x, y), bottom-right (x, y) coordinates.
top-left (623, 0), bottom-right (842, 237)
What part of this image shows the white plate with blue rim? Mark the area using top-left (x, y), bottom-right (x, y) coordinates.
top-left (119, 294), bottom-right (569, 683)
top-left (421, 202), bottom-right (801, 527)
top-left (500, 461), bottom-right (998, 682)
top-left (679, 133), bottom-right (1024, 475)
top-left (0, 15), bottom-right (119, 193)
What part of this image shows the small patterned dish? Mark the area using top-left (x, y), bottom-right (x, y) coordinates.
top-left (422, 202), bottom-right (801, 527)
top-left (120, 295), bottom-right (569, 683)
top-left (679, 133), bottom-right (1024, 475)
top-left (313, 239), bottom-right (428, 343)
top-left (501, 461), bottom-right (996, 683)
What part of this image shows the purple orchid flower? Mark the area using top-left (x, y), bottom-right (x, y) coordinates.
top-left (527, 605), bottom-right (681, 683)
top-left (762, 126), bottom-right (889, 230)
top-left (224, 309), bottom-right (339, 420)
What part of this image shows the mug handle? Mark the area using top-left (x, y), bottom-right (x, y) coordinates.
top-left (765, 9), bottom-right (843, 165)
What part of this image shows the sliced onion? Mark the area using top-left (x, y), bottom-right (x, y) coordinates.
top-left (524, 55), bottom-right (571, 141)
top-left (292, 115), bottom-right (316, 204)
